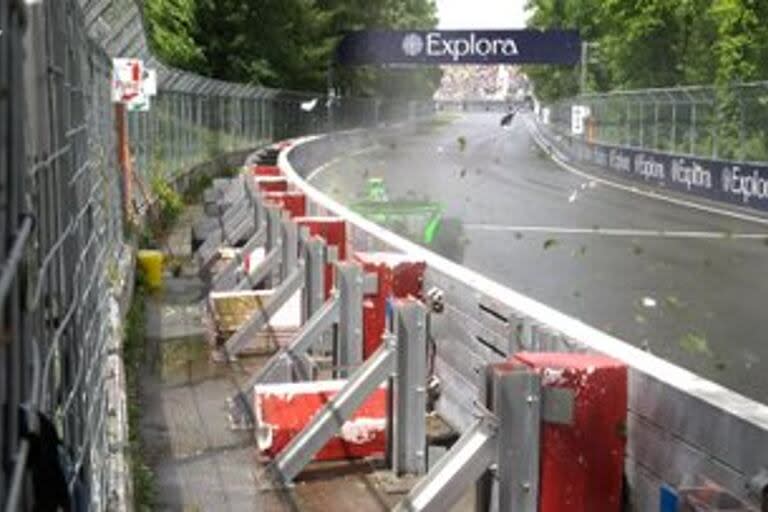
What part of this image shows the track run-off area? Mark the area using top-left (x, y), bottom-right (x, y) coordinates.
top-left (309, 112), bottom-right (768, 404)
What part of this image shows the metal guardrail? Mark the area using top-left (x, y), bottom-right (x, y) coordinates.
top-left (277, 131), bottom-right (768, 511)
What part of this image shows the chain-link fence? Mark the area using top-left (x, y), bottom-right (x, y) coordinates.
top-left (546, 82), bottom-right (768, 163)
top-left (1, 1), bottom-right (122, 509)
top-left (1, 0), bottom-right (433, 510)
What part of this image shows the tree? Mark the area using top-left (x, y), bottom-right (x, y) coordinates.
top-left (144, 0), bottom-right (441, 98)
top-left (524, 0), bottom-right (768, 101)
top-left (144, 0), bottom-right (205, 70)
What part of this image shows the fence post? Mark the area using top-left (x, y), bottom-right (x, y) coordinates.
top-left (115, 102), bottom-right (133, 224)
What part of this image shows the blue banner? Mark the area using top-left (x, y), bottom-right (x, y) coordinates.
top-left (335, 30), bottom-right (581, 66)
top-left (562, 137), bottom-right (768, 212)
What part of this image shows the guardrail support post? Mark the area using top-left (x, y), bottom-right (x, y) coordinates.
top-left (334, 262), bottom-right (363, 378)
top-left (493, 365), bottom-right (541, 511)
top-left (211, 186), bottom-right (267, 290)
top-left (196, 179), bottom-right (256, 269)
top-left (392, 300), bottom-right (428, 476)
top-left (394, 417), bottom-right (497, 512)
top-left (227, 292), bottom-right (341, 429)
top-left (280, 214), bottom-right (298, 281)
top-left (303, 237), bottom-right (326, 324)
top-left (231, 205), bottom-right (286, 292)
top-left (397, 362), bottom-right (544, 512)
top-left (264, 204), bottom-right (282, 287)
top-left (266, 335), bottom-right (396, 485)
top-left (224, 262), bottom-right (304, 356)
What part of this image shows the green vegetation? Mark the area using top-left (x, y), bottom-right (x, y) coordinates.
top-left (182, 173), bottom-right (214, 204)
top-left (144, 0), bottom-right (441, 98)
top-left (525, 0), bottom-right (768, 101)
top-left (124, 278), bottom-right (155, 510)
top-left (142, 176), bottom-right (184, 245)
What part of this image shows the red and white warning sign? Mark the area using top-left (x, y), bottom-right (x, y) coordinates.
top-left (111, 58), bottom-right (157, 111)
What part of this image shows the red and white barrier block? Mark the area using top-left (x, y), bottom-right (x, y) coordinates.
top-left (254, 380), bottom-right (388, 461)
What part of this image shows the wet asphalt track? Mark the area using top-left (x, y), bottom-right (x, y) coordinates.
top-left (310, 112), bottom-right (768, 404)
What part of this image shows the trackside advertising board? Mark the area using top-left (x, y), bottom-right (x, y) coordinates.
top-left (336, 30), bottom-right (581, 66)
top-left (561, 137), bottom-right (768, 211)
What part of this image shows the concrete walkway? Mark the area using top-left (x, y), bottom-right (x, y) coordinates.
top-left (136, 205), bottom-right (437, 511)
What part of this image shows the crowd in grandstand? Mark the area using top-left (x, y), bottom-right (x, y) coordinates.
top-left (434, 65), bottom-right (527, 101)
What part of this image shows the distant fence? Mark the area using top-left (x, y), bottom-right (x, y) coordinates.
top-left (0, 0), bottom-right (431, 509)
top-left (547, 82), bottom-right (768, 163)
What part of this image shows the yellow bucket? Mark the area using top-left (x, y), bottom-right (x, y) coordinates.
top-left (137, 249), bottom-right (164, 290)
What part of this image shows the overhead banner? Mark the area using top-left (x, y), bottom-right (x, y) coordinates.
top-left (335, 30), bottom-right (581, 66)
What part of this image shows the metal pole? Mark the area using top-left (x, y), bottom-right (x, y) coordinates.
top-left (579, 42), bottom-right (588, 95)
top-left (625, 100), bottom-right (631, 146)
top-left (690, 102), bottom-right (697, 155)
top-left (494, 366), bottom-right (541, 511)
top-left (392, 300), bottom-right (428, 476)
top-left (737, 94), bottom-right (745, 160)
top-left (327, 61), bottom-right (335, 133)
top-left (671, 102), bottom-right (677, 153)
top-left (303, 237), bottom-right (326, 324)
top-left (115, 102), bottom-right (132, 223)
top-left (279, 216), bottom-right (298, 282)
top-left (395, 418), bottom-right (497, 512)
top-left (265, 205), bottom-right (281, 287)
top-left (334, 263), bottom-right (363, 378)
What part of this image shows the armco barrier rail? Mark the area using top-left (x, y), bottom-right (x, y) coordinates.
top-left (258, 132), bottom-right (768, 510)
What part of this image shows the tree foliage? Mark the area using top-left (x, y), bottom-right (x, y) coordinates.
top-left (525, 0), bottom-right (768, 102)
top-left (144, 0), bottom-right (440, 98)
top-left (144, 0), bottom-right (206, 71)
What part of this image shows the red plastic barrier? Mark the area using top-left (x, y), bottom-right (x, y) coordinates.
top-left (251, 164), bottom-right (281, 176)
top-left (507, 352), bottom-right (627, 512)
top-left (295, 217), bottom-right (347, 298)
top-left (254, 380), bottom-right (387, 461)
top-left (354, 252), bottom-right (425, 359)
top-left (254, 176), bottom-right (289, 193)
top-left (264, 191), bottom-right (306, 218)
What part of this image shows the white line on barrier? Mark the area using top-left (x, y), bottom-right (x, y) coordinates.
top-left (279, 134), bottom-right (768, 429)
top-left (306, 145), bottom-right (380, 182)
top-left (523, 117), bottom-right (768, 227)
top-left (464, 224), bottom-right (768, 240)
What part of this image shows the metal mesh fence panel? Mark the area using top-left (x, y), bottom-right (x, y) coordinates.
top-left (2, 1), bottom-right (433, 510)
top-left (546, 82), bottom-right (768, 162)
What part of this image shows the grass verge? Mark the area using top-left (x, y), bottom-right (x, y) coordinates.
top-left (124, 276), bottom-right (155, 511)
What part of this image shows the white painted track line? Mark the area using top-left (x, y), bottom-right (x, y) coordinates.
top-left (465, 224), bottom-right (768, 239)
